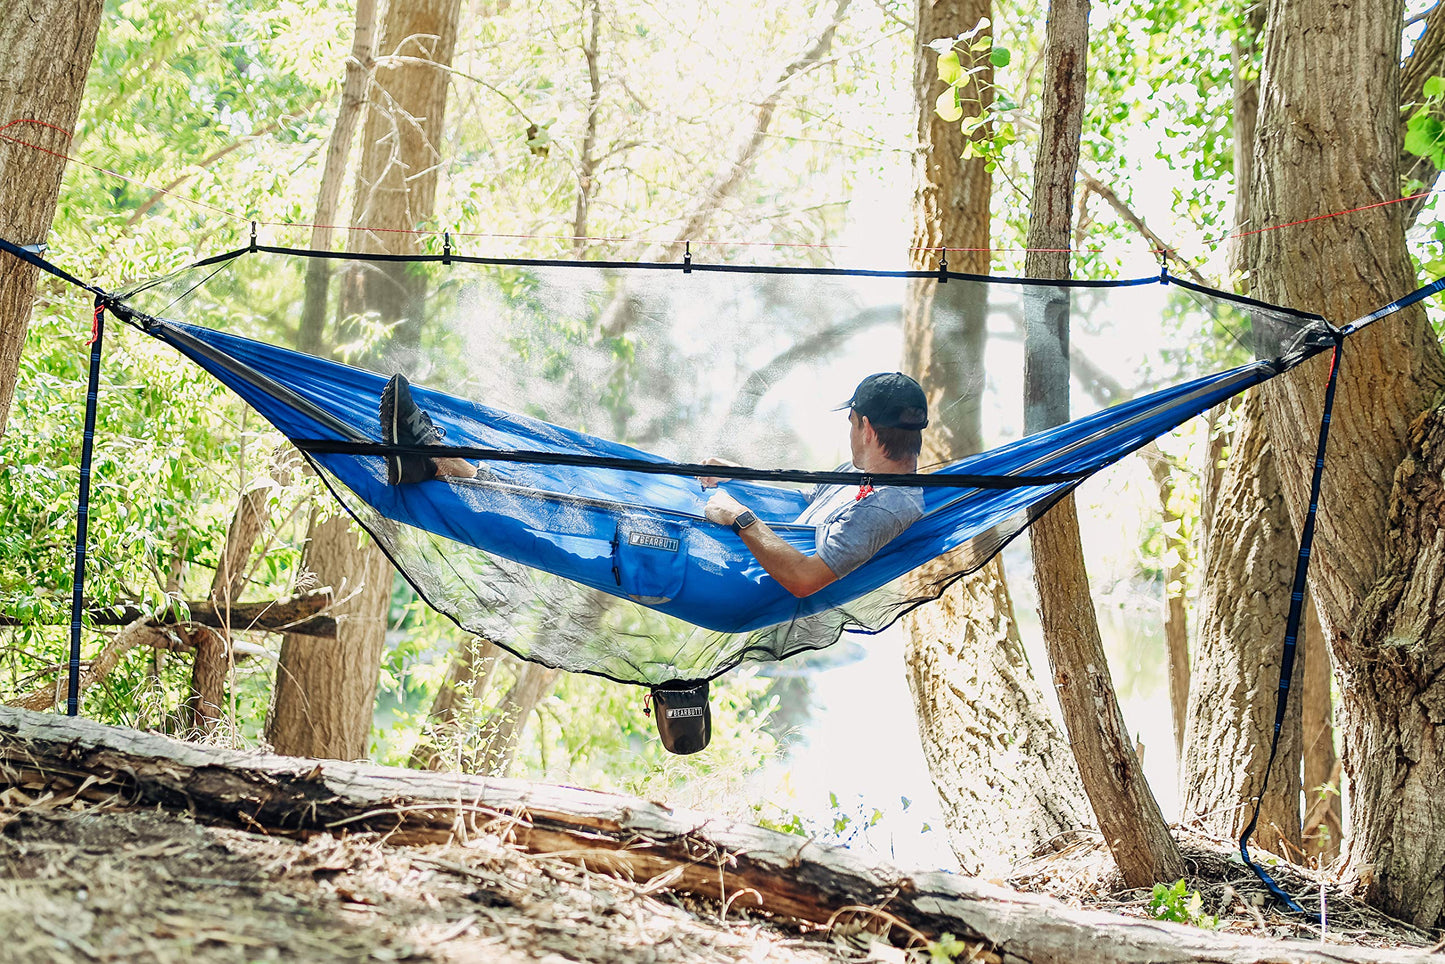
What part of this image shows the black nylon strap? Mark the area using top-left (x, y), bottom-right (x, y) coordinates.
top-left (291, 438), bottom-right (1094, 489)
top-left (1238, 339), bottom-right (1342, 922)
top-left (67, 300), bottom-right (107, 716)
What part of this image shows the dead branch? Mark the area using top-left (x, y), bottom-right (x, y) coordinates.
top-left (0, 593), bottom-right (337, 637)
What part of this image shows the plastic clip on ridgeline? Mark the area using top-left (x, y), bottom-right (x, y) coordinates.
top-left (443, 231), bottom-right (452, 265)
top-left (938, 251), bottom-right (948, 284)
top-left (683, 240), bottom-right (692, 274)
top-left (249, 221), bottom-right (258, 253)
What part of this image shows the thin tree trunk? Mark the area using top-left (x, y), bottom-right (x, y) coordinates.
top-left (476, 662), bottom-right (560, 776)
top-left (901, 0), bottom-right (1090, 876)
top-left (1182, 393), bottom-right (1303, 855)
top-left (187, 480), bottom-right (271, 732)
top-left (0, 0), bottom-right (104, 433)
top-left (1022, 0), bottom-right (1183, 889)
top-left (1247, 0), bottom-right (1445, 927)
top-left (1144, 444), bottom-right (1190, 763)
top-left (571, 0), bottom-right (603, 258)
top-left (299, 0), bottom-right (377, 356)
top-left (409, 635), bottom-right (501, 770)
top-left (267, 0), bottom-right (463, 761)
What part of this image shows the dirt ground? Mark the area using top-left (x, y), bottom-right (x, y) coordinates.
top-left (0, 802), bottom-right (880, 964)
top-left (1, 795), bottom-right (1439, 964)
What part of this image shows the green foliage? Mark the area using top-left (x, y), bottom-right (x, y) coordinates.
top-left (927, 20), bottom-right (1017, 168)
top-left (926, 933), bottom-right (975, 962)
top-left (1147, 879), bottom-right (1219, 929)
top-left (1405, 76), bottom-right (1445, 172)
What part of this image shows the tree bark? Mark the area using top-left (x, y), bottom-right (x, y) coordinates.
top-left (1300, 597), bottom-right (1341, 863)
top-left (1246, 0), bottom-right (1445, 927)
top-left (900, 0), bottom-right (1091, 876)
top-left (0, 0), bottom-right (104, 434)
top-left (267, 0), bottom-right (462, 761)
top-left (6, 706), bottom-right (1440, 964)
top-left (1022, 0), bottom-right (1183, 889)
top-left (1184, 4), bottom-right (1310, 856)
top-left (1182, 392), bottom-right (1303, 856)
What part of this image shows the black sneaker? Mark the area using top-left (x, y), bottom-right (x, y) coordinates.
top-left (380, 373), bottom-right (444, 485)
top-left (649, 681), bottom-right (711, 755)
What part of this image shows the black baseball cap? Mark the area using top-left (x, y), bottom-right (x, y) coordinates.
top-left (835, 372), bottom-right (929, 430)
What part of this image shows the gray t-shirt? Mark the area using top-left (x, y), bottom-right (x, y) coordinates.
top-left (793, 464), bottom-right (924, 578)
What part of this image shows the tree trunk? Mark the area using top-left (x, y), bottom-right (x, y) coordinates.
top-left (1022, 0), bottom-right (1183, 889)
top-left (476, 662), bottom-right (560, 776)
top-left (1184, 4), bottom-right (1309, 855)
top-left (1182, 392), bottom-right (1303, 855)
top-left (299, 0), bottom-right (377, 356)
top-left (267, 0), bottom-right (462, 760)
top-left (0, 0), bottom-right (104, 433)
top-left (900, 0), bottom-right (1091, 876)
top-left (409, 634), bottom-right (501, 770)
top-left (1144, 445), bottom-right (1191, 764)
top-left (1300, 597), bottom-right (1341, 863)
top-left (187, 479), bottom-right (271, 732)
top-left (1246, 0), bottom-right (1445, 927)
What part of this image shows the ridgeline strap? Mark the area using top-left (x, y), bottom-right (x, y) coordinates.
top-left (1238, 337), bottom-right (1343, 922)
top-left (1342, 275), bottom-right (1445, 335)
top-left (292, 438), bottom-right (1093, 489)
top-left (68, 299), bottom-right (107, 716)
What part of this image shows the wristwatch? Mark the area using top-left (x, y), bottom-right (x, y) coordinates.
top-left (731, 509), bottom-right (757, 534)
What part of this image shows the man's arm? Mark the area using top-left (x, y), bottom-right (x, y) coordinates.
top-left (704, 491), bottom-right (838, 598)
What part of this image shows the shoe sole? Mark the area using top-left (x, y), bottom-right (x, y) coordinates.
top-left (381, 374), bottom-right (403, 485)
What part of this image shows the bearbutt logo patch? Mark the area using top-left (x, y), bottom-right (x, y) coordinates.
top-left (666, 705), bottom-right (704, 719)
top-left (628, 531), bottom-right (680, 552)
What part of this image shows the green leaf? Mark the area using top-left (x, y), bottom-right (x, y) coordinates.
top-left (937, 49), bottom-right (962, 85)
top-left (1426, 75), bottom-right (1445, 99)
top-left (935, 86), bottom-right (963, 123)
top-left (990, 46), bottom-right (1011, 68)
top-left (926, 37), bottom-right (955, 54)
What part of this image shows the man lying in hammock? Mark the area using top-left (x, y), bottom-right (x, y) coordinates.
top-left (699, 372), bottom-right (928, 598)
top-left (378, 370), bottom-right (928, 599)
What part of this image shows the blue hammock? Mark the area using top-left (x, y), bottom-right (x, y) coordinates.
top-left (144, 314), bottom-right (1333, 635)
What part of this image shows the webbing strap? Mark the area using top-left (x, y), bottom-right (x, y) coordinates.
top-left (1342, 275), bottom-right (1445, 335)
top-left (67, 300), bottom-right (106, 716)
top-left (1238, 339), bottom-right (1342, 921)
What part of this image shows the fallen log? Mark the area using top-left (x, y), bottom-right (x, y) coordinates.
top-left (0, 593), bottom-right (337, 637)
top-left (0, 706), bottom-right (1432, 964)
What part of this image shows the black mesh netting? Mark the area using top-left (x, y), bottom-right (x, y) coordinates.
top-left (111, 248), bottom-right (1333, 686)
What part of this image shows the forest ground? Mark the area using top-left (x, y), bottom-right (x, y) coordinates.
top-left (1, 791), bottom-right (1440, 964)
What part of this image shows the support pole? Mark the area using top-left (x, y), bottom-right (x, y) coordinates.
top-left (67, 299), bottom-right (105, 716)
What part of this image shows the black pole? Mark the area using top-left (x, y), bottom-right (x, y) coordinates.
top-left (67, 299), bottom-right (105, 716)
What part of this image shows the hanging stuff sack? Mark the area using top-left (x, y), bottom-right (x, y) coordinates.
top-left (649, 680), bottom-right (711, 754)
top-left (611, 514), bottom-right (689, 604)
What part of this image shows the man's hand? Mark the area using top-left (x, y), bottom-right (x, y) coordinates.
top-left (704, 490), bottom-right (746, 527)
top-left (697, 455), bottom-right (740, 489)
